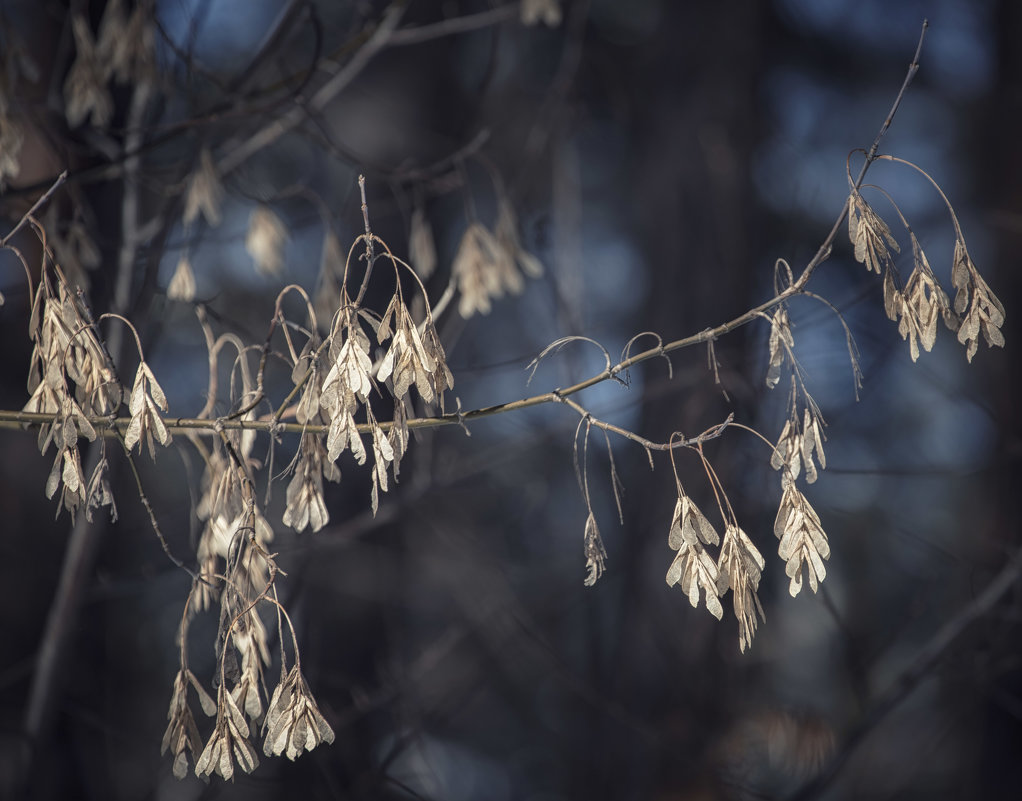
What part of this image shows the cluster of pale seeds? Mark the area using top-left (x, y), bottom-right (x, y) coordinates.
top-left (663, 176), bottom-right (1005, 651)
top-left (665, 484), bottom-right (771, 653)
top-left (18, 193), bottom-right (472, 779)
top-left (452, 196), bottom-right (544, 318)
top-left (848, 187), bottom-right (1005, 363)
top-left (9, 114), bottom-right (1007, 768)
top-left (23, 270), bottom-right (120, 522)
top-left (662, 293), bottom-right (834, 651)
top-left (151, 178), bottom-right (552, 774)
top-left (161, 233), bottom-right (459, 779)
top-left (63, 0), bottom-right (155, 129)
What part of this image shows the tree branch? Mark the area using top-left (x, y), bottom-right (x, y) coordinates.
top-left (789, 541), bottom-right (1022, 801)
top-left (216, 4), bottom-right (405, 177)
top-left (387, 4), bottom-right (517, 47)
top-left (0, 171), bottom-right (68, 247)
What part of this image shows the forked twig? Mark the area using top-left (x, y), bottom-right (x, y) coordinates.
top-left (1, 171), bottom-right (68, 247)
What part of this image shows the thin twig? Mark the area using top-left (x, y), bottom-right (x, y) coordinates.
top-left (555, 394), bottom-right (733, 451)
top-left (4, 3), bottom-right (516, 200)
top-left (354, 174), bottom-right (375, 306)
top-left (216, 4), bottom-right (405, 177)
top-left (120, 440), bottom-right (200, 580)
top-left (867, 21), bottom-right (928, 162)
top-left (227, 0), bottom-right (305, 92)
top-left (387, 4), bottom-right (517, 47)
top-left (1, 171), bottom-right (68, 247)
top-left (793, 19), bottom-right (928, 290)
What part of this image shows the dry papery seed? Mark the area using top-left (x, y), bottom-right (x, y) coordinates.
top-left (951, 244), bottom-right (1006, 363)
top-left (848, 193), bottom-right (899, 276)
top-left (263, 666), bottom-right (335, 761)
top-left (194, 688), bottom-right (259, 780)
top-left (283, 434), bottom-right (339, 533)
top-left (64, 14), bottom-right (113, 129)
top-left (495, 197), bottom-right (544, 280)
top-left (124, 361), bottom-right (171, 458)
top-left (521, 0), bottom-right (563, 27)
top-left (453, 223), bottom-right (505, 318)
top-left (408, 206), bottom-right (437, 279)
top-left (167, 255), bottom-right (196, 302)
top-left (774, 479), bottom-right (830, 597)
top-left (665, 495), bottom-right (724, 620)
top-left (766, 306), bottom-right (794, 389)
top-left (717, 523), bottom-right (765, 652)
top-left (183, 149), bottom-right (223, 228)
top-left (246, 205), bottom-right (288, 277)
top-left (771, 408), bottom-right (826, 484)
top-left (583, 512), bottom-right (608, 587)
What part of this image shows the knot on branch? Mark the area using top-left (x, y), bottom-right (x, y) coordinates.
top-left (453, 397), bottom-right (471, 437)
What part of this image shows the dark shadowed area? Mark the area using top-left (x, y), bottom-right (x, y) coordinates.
top-left (0, 1), bottom-right (1019, 800)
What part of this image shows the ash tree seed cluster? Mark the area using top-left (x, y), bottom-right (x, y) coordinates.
top-left (846, 159), bottom-right (1005, 364)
